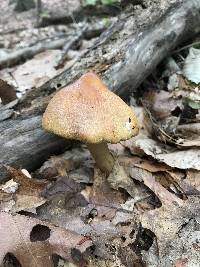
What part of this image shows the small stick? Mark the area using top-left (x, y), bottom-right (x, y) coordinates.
top-left (55, 25), bottom-right (88, 69)
top-left (36, 0), bottom-right (42, 27)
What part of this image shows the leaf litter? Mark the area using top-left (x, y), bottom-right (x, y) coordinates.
top-left (1, 20), bottom-right (200, 267)
top-left (0, 211), bottom-right (93, 267)
top-left (0, 166), bottom-right (47, 213)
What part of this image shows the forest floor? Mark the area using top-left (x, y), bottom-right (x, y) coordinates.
top-left (0, 1), bottom-right (200, 267)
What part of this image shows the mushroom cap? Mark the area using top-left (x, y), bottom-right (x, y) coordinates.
top-left (42, 72), bottom-right (139, 144)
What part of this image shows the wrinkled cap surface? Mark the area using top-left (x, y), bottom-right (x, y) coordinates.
top-left (42, 72), bottom-right (139, 144)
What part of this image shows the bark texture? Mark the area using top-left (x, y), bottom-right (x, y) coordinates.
top-left (0, 115), bottom-right (70, 180)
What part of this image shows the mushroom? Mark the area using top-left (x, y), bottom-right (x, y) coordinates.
top-left (42, 72), bottom-right (139, 175)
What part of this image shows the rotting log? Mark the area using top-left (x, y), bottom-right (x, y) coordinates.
top-left (0, 0), bottom-right (200, 179)
top-left (0, 115), bottom-right (70, 181)
top-left (22, 0), bottom-right (200, 105)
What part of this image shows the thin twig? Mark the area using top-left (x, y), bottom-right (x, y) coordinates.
top-left (172, 40), bottom-right (200, 54)
top-left (55, 25), bottom-right (88, 69)
top-left (0, 38), bottom-right (68, 69)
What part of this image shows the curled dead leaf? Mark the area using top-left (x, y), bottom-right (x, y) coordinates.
top-left (119, 156), bottom-right (183, 207)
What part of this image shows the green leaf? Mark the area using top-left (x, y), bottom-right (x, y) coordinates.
top-left (84, 0), bottom-right (97, 6)
top-left (102, 17), bottom-right (111, 27)
top-left (185, 98), bottom-right (200, 110)
top-left (101, 0), bottom-right (120, 5)
top-left (183, 47), bottom-right (200, 84)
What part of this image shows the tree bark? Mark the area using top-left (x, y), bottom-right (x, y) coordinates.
top-left (0, 115), bottom-right (70, 181)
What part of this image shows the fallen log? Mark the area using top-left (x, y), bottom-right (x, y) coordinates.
top-left (1, 0), bottom-right (200, 179)
top-left (26, 0), bottom-right (200, 103)
top-left (0, 115), bottom-right (70, 181)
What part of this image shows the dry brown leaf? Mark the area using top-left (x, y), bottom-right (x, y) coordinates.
top-left (166, 169), bottom-right (200, 198)
top-left (119, 156), bottom-right (193, 200)
top-left (109, 143), bottom-right (127, 156)
top-left (132, 137), bottom-right (200, 170)
top-left (0, 192), bottom-right (15, 212)
top-left (140, 197), bottom-right (200, 266)
top-left (0, 212), bottom-right (93, 267)
top-left (38, 155), bottom-right (72, 179)
top-left (178, 74), bottom-right (196, 91)
top-left (176, 122), bottom-right (200, 147)
top-left (0, 78), bottom-right (17, 104)
top-left (12, 50), bottom-right (62, 94)
top-left (6, 166), bottom-right (46, 194)
top-left (17, 50), bottom-right (62, 90)
top-left (185, 170), bottom-right (200, 192)
top-left (36, 147), bottom-right (92, 180)
top-left (174, 258), bottom-right (188, 267)
top-left (119, 156), bottom-right (171, 173)
top-left (0, 166), bottom-right (47, 212)
top-left (108, 160), bottom-right (142, 200)
top-left (83, 168), bottom-right (125, 221)
top-left (141, 86), bottom-right (200, 148)
top-left (41, 175), bottom-right (88, 211)
top-left (119, 156), bottom-right (183, 207)
top-left (143, 90), bottom-right (182, 120)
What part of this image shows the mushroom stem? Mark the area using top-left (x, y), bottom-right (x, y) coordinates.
top-left (87, 142), bottom-right (115, 175)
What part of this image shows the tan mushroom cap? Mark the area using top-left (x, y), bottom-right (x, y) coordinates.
top-left (42, 72), bottom-right (139, 144)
